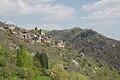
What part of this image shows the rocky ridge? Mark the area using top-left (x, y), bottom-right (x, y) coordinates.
top-left (47, 27), bottom-right (120, 72)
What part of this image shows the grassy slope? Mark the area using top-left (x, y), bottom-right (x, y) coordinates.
top-left (38, 76), bottom-right (51, 80)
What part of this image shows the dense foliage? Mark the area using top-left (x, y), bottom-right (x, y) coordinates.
top-left (0, 43), bottom-right (119, 80)
top-left (16, 44), bottom-right (33, 68)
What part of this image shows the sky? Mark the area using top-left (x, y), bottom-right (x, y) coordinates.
top-left (0, 0), bottom-right (120, 40)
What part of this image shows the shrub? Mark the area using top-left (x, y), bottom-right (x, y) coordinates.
top-left (16, 44), bottom-right (39, 79)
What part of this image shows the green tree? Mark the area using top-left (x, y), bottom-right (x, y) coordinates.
top-left (35, 51), bottom-right (49, 69)
top-left (34, 51), bottom-right (41, 68)
top-left (16, 44), bottom-right (40, 79)
top-left (16, 44), bottom-right (33, 68)
top-left (35, 51), bottom-right (41, 61)
top-left (40, 51), bottom-right (49, 69)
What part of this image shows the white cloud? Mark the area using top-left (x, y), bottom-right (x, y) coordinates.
top-left (0, 0), bottom-right (75, 20)
top-left (39, 24), bottom-right (61, 30)
top-left (0, 0), bottom-right (30, 15)
top-left (82, 0), bottom-right (120, 19)
top-left (6, 21), bottom-right (14, 24)
top-left (1, 20), bottom-right (15, 25)
top-left (25, 23), bottom-right (62, 30)
top-left (25, 0), bottom-right (55, 4)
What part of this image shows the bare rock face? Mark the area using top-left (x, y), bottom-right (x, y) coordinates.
top-left (69, 59), bottom-right (79, 72)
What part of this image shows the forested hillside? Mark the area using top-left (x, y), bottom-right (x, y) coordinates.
top-left (0, 22), bottom-right (120, 80)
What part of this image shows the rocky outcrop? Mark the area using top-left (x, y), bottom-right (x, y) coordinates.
top-left (47, 27), bottom-right (120, 72)
top-left (69, 60), bottom-right (79, 72)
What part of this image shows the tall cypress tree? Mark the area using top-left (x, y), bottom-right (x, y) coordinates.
top-left (40, 51), bottom-right (48, 69)
top-left (35, 51), bottom-right (48, 69)
top-left (35, 51), bottom-right (40, 60)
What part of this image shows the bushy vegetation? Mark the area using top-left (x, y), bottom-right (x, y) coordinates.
top-left (0, 44), bottom-right (51, 80)
top-left (0, 26), bottom-right (120, 80)
top-left (16, 44), bottom-right (33, 68)
top-left (0, 41), bottom-right (120, 80)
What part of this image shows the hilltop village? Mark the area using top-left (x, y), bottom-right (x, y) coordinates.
top-left (0, 21), bottom-right (65, 48)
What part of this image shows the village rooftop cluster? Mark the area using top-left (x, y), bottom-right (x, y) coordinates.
top-left (0, 21), bottom-right (65, 48)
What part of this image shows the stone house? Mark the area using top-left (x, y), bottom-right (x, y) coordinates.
top-left (8, 25), bottom-right (16, 30)
top-left (56, 40), bottom-right (65, 48)
top-left (0, 27), bottom-right (5, 31)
